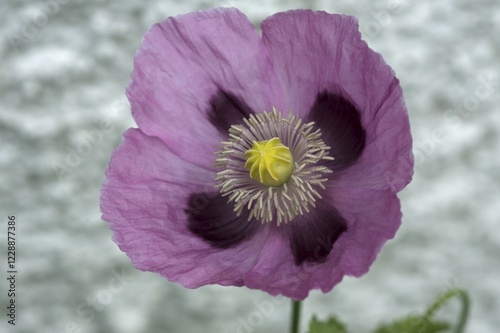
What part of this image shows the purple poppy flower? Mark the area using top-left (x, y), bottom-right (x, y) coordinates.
top-left (100, 8), bottom-right (413, 300)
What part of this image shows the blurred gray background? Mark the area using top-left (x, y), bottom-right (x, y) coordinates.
top-left (1, 0), bottom-right (499, 332)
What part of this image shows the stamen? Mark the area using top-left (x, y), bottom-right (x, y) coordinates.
top-left (214, 109), bottom-right (334, 225)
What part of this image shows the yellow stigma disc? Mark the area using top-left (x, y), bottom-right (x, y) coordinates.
top-left (244, 137), bottom-right (294, 187)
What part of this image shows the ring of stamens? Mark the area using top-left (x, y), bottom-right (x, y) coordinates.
top-left (214, 108), bottom-right (334, 225)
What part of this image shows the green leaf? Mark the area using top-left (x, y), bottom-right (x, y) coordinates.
top-left (309, 315), bottom-right (348, 333)
top-left (374, 315), bottom-right (450, 333)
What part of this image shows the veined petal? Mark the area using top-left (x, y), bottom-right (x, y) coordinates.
top-left (242, 187), bottom-right (401, 300)
top-left (327, 186), bottom-right (403, 276)
top-left (100, 129), bottom-right (269, 288)
top-left (261, 10), bottom-right (413, 191)
top-left (128, 8), bottom-right (284, 168)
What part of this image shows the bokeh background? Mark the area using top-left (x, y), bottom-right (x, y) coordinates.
top-left (1, 0), bottom-right (499, 332)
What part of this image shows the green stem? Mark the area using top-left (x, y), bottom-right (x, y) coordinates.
top-left (290, 300), bottom-right (302, 333)
top-left (424, 288), bottom-right (470, 333)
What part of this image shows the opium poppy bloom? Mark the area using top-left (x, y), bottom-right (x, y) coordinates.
top-left (101, 8), bottom-right (413, 300)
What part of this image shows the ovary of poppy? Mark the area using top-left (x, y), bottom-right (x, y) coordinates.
top-left (100, 8), bottom-right (413, 300)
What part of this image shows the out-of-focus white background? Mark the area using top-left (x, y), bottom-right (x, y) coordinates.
top-left (1, 0), bottom-right (499, 332)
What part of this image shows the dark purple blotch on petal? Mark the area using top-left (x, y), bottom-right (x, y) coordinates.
top-left (208, 90), bottom-right (255, 133)
top-left (287, 203), bottom-right (347, 265)
top-left (187, 192), bottom-right (261, 248)
top-left (307, 91), bottom-right (366, 170)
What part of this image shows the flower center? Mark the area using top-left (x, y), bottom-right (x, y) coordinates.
top-left (214, 108), bottom-right (334, 225)
top-left (244, 137), bottom-right (294, 187)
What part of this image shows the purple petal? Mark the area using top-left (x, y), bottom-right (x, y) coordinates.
top-left (326, 186), bottom-right (403, 276)
top-left (286, 202), bottom-right (347, 265)
top-left (334, 79), bottom-right (413, 191)
top-left (127, 8), bottom-right (284, 168)
top-left (242, 188), bottom-right (401, 300)
top-left (101, 128), bottom-right (269, 288)
top-left (208, 90), bottom-right (255, 134)
top-left (307, 91), bottom-right (366, 170)
top-left (261, 10), bottom-right (413, 191)
top-left (187, 192), bottom-right (261, 248)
